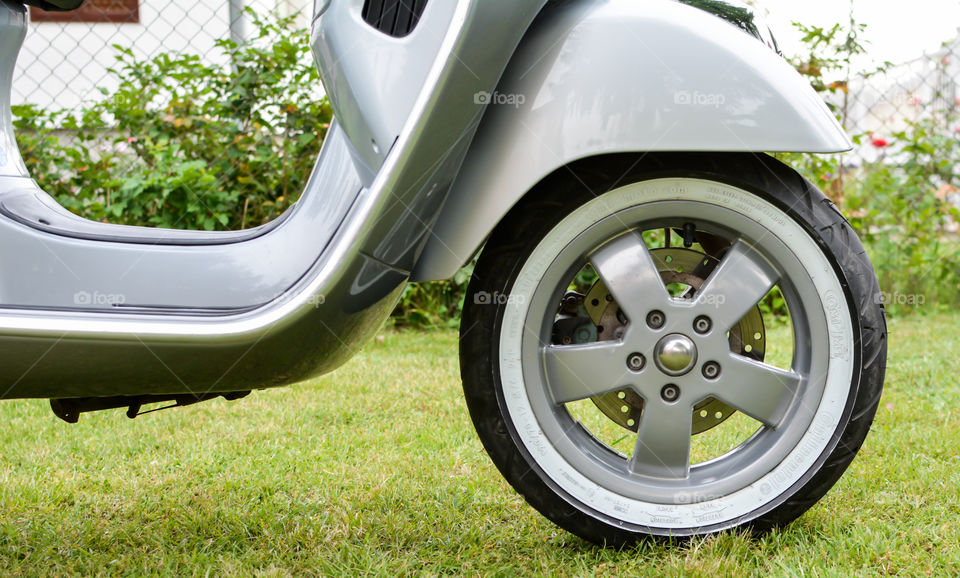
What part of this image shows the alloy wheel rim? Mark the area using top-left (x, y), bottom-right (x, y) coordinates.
top-left (518, 197), bottom-right (831, 504)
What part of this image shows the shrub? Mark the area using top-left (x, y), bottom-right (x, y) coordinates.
top-left (13, 10), bottom-right (331, 231)
top-left (842, 111), bottom-right (960, 315)
top-left (783, 18), bottom-right (960, 316)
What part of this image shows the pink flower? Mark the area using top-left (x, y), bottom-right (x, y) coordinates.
top-left (871, 137), bottom-right (889, 148)
top-left (910, 96), bottom-right (923, 106)
top-left (127, 137), bottom-right (137, 143)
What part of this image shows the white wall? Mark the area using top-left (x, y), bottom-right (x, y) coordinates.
top-left (12, 0), bottom-right (311, 110)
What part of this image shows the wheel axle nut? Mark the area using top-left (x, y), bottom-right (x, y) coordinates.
top-left (693, 315), bottom-right (712, 334)
top-left (702, 361), bottom-right (721, 380)
top-left (626, 352), bottom-right (646, 372)
top-left (660, 384), bottom-right (681, 403)
top-left (646, 310), bottom-right (666, 330)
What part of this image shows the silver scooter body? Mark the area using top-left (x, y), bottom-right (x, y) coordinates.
top-left (0, 0), bottom-right (848, 401)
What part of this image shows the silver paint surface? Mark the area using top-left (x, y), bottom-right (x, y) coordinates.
top-left (412, 0), bottom-right (852, 281)
top-left (0, 0), bottom-right (547, 398)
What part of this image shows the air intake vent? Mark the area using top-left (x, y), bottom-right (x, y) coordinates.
top-left (362, 0), bottom-right (428, 38)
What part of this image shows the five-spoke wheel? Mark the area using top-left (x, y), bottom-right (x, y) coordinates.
top-left (461, 154), bottom-right (886, 544)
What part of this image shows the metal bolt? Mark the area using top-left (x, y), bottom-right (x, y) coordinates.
top-left (561, 292), bottom-right (581, 313)
top-left (702, 361), bottom-right (721, 380)
top-left (660, 384), bottom-right (681, 403)
top-left (574, 325), bottom-right (595, 343)
top-left (626, 352), bottom-right (646, 372)
top-left (693, 315), bottom-right (712, 334)
top-left (646, 310), bottom-right (666, 330)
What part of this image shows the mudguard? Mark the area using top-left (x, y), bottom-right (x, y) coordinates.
top-left (411, 0), bottom-right (852, 282)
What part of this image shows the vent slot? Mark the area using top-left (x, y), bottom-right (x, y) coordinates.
top-left (362, 0), bottom-right (428, 38)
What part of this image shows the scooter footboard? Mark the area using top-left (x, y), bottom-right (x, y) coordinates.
top-left (0, 247), bottom-right (407, 399)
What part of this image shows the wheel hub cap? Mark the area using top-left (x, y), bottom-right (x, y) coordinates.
top-left (654, 334), bottom-right (697, 376)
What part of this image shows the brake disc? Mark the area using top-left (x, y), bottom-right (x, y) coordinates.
top-left (585, 247), bottom-right (767, 435)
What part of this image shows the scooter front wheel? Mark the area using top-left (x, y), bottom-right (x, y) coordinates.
top-left (460, 154), bottom-right (886, 545)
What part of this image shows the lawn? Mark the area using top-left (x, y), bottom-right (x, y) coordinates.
top-left (0, 313), bottom-right (958, 576)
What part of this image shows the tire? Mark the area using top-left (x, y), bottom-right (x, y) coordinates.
top-left (460, 153), bottom-right (886, 546)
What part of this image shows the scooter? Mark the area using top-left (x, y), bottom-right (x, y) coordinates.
top-left (0, 0), bottom-right (886, 544)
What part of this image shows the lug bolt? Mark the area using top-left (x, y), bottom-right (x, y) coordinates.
top-left (660, 384), bottom-right (681, 403)
top-left (693, 315), bottom-right (712, 334)
top-left (626, 352), bottom-right (646, 372)
top-left (702, 361), bottom-right (721, 380)
top-left (646, 310), bottom-right (666, 330)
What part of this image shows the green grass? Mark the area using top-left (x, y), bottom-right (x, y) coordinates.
top-left (0, 314), bottom-right (959, 575)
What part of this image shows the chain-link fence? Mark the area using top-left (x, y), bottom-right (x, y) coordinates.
top-left (11, 0), bottom-right (324, 233)
top-left (11, 4), bottom-right (960, 210)
top-left (836, 32), bottom-right (960, 167)
top-left (15, 4), bottom-right (960, 166)
top-left (13, 0), bottom-right (311, 110)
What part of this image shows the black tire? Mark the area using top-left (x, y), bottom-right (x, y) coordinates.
top-left (460, 153), bottom-right (886, 546)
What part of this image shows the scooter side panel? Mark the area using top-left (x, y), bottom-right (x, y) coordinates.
top-left (316, 0), bottom-right (550, 273)
top-left (0, 252), bottom-right (408, 399)
top-left (0, 0), bottom-right (549, 311)
top-left (0, 1), bottom-right (27, 178)
top-left (411, 0), bottom-right (854, 282)
top-left (311, 0), bottom-right (464, 181)
top-left (0, 0), bottom-right (551, 398)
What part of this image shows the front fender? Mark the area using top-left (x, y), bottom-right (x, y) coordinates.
top-left (411, 0), bottom-right (851, 281)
